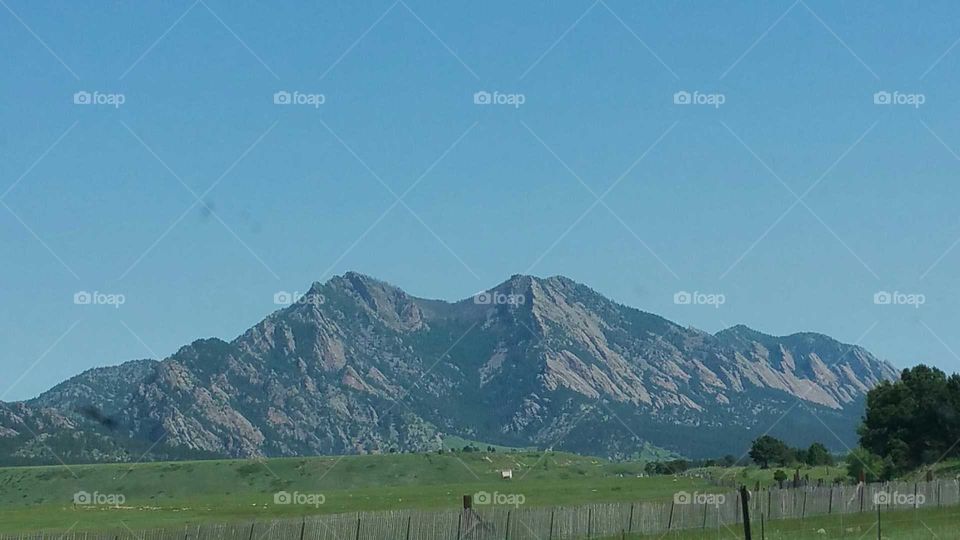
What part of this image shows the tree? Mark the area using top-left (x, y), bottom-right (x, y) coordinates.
top-left (773, 469), bottom-right (787, 487)
top-left (859, 365), bottom-right (960, 472)
top-left (805, 442), bottom-right (833, 466)
top-left (844, 447), bottom-right (888, 483)
top-left (644, 459), bottom-right (689, 475)
top-left (750, 436), bottom-right (789, 469)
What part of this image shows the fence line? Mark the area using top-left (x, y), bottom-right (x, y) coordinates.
top-left (4, 480), bottom-right (957, 540)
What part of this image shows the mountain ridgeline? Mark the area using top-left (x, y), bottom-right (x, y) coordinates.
top-left (0, 273), bottom-right (897, 464)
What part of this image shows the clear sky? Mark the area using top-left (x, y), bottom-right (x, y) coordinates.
top-left (2, 1), bottom-right (960, 401)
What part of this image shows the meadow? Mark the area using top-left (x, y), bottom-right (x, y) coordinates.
top-left (0, 450), bottom-right (704, 533)
top-left (0, 448), bottom-right (947, 536)
top-left (613, 505), bottom-right (959, 539)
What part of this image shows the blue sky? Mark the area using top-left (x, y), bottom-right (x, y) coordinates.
top-left (2, 1), bottom-right (960, 400)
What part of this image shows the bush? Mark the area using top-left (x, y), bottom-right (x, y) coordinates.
top-left (773, 469), bottom-right (788, 486)
top-left (844, 447), bottom-right (889, 483)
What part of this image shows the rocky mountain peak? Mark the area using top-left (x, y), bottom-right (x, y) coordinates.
top-left (3, 272), bottom-right (900, 463)
top-left (317, 272), bottom-right (425, 332)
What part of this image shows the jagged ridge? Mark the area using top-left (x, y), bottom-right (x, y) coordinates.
top-left (3, 273), bottom-right (898, 462)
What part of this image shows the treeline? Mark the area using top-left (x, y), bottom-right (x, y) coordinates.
top-left (644, 440), bottom-right (835, 476)
top-left (748, 436), bottom-right (834, 468)
top-left (850, 364), bottom-right (960, 480)
top-left (734, 437), bottom-right (838, 487)
top-left (643, 455), bottom-right (740, 475)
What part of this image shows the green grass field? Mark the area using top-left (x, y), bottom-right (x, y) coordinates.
top-left (0, 451), bottom-right (714, 533)
top-left (688, 464), bottom-right (847, 489)
top-left (606, 505), bottom-right (958, 539)
top-left (0, 451), bottom-right (952, 536)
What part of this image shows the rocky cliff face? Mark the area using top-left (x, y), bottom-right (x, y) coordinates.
top-left (5, 272), bottom-right (898, 463)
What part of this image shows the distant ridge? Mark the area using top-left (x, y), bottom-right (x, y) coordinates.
top-left (0, 272), bottom-right (897, 464)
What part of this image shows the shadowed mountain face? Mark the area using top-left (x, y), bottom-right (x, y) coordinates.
top-left (3, 273), bottom-right (897, 463)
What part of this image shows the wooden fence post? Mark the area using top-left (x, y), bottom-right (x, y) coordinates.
top-left (457, 512), bottom-right (462, 540)
top-left (627, 503), bottom-right (634, 533)
top-left (299, 517), bottom-right (305, 540)
top-left (405, 515), bottom-right (412, 540)
top-left (739, 485), bottom-right (752, 540)
top-left (247, 521), bottom-right (256, 540)
top-left (667, 500), bottom-right (675, 530)
top-left (828, 486), bottom-right (833, 514)
top-left (548, 509), bottom-right (554, 540)
top-left (876, 498), bottom-right (882, 540)
top-left (355, 512), bottom-right (361, 540)
top-left (587, 507), bottom-right (593, 539)
top-left (801, 491), bottom-right (806, 520)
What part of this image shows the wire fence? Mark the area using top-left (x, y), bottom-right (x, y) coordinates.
top-left (3, 480), bottom-right (958, 540)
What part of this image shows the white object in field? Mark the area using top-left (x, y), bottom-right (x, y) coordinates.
top-left (501, 469), bottom-right (513, 480)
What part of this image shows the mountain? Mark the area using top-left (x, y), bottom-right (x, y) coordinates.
top-left (1, 273), bottom-right (898, 464)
